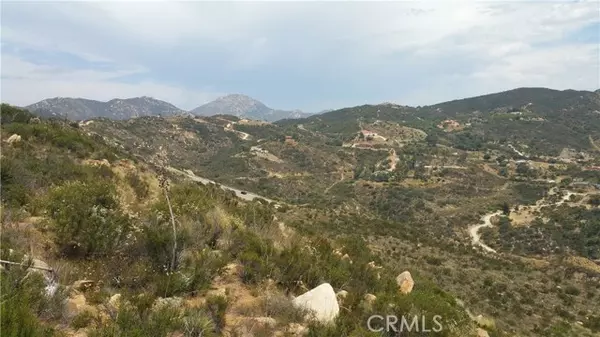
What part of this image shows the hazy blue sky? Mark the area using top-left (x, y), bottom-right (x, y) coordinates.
top-left (1, 1), bottom-right (598, 112)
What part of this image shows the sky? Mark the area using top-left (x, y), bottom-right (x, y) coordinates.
top-left (1, 1), bottom-right (599, 112)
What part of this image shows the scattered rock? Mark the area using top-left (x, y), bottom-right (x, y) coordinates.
top-left (152, 297), bottom-right (183, 311)
top-left (341, 254), bottom-right (353, 264)
top-left (264, 278), bottom-right (277, 290)
top-left (72, 280), bottom-right (95, 292)
top-left (286, 323), bottom-right (309, 336)
top-left (367, 261), bottom-right (383, 270)
top-left (477, 328), bottom-right (490, 337)
top-left (292, 283), bottom-right (339, 324)
top-left (6, 134), bottom-right (22, 144)
top-left (396, 271), bottom-right (415, 294)
top-left (108, 294), bottom-right (122, 311)
top-left (64, 294), bottom-right (97, 319)
top-left (207, 287), bottom-right (228, 298)
top-left (336, 290), bottom-right (348, 300)
top-left (364, 293), bottom-right (377, 304)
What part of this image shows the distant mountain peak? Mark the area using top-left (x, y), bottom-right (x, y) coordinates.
top-left (191, 94), bottom-right (311, 122)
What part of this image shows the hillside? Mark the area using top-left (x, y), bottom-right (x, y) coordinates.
top-left (74, 87), bottom-right (600, 336)
top-left (191, 94), bottom-right (312, 122)
top-left (1, 103), bottom-right (487, 337)
top-left (3, 86), bottom-right (600, 337)
top-left (284, 88), bottom-right (600, 157)
top-left (25, 96), bottom-right (188, 120)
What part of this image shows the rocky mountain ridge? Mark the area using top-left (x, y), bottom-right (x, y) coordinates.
top-left (191, 94), bottom-right (313, 122)
top-left (25, 96), bottom-right (188, 121)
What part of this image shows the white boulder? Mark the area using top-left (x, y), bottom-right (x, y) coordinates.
top-left (396, 271), bottom-right (415, 294)
top-left (6, 134), bottom-right (22, 144)
top-left (292, 283), bottom-right (339, 324)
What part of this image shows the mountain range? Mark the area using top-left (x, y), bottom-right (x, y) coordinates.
top-left (24, 94), bottom-right (313, 122)
top-left (25, 96), bottom-right (188, 121)
top-left (4, 86), bottom-right (600, 337)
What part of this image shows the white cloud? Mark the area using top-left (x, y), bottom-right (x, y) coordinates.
top-left (1, 1), bottom-right (598, 110)
top-left (0, 55), bottom-right (222, 109)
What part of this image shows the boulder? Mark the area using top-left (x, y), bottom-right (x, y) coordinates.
top-left (64, 294), bottom-right (97, 319)
top-left (341, 254), bottom-right (353, 264)
top-left (477, 328), bottom-right (490, 337)
top-left (363, 293), bottom-right (377, 305)
top-left (108, 294), bottom-right (122, 311)
top-left (292, 283), bottom-right (339, 324)
top-left (396, 271), bottom-right (414, 294)
top-left (6, 134), bottom-right (22, 144)
top-left (336, 290), bottom-right (348, 300)
top-left (72, 280), bottom-right (95, 292)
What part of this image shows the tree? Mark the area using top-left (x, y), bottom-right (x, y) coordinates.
top-left (502, 202), bottom-right (511, 215)
top-left (425, 133), bottom-right (438, 147)
top-left (393, 161), bottom-right (409, 182)
top-left (589, 195), bottom-right (600, 207)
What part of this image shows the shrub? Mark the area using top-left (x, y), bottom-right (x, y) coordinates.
top-left (564, 285), bottom-right (581, 296)
top-left (152, 250), bottom-right (228, 297)
top-left (1, 103), bottom-right (35, 124)
top-left (143, 215), bottom-right (187, 272)
top-left (206, 295), bottom-right (228, 333)
top-left (259, 293), bottom-right (307, 324)
top-left (181, 307), bottom-right (217, 337)
top-left (126, 172), bottom-right (150, 200)
top-left (45, 180), bottom-right (131, 258)
top-left (71, 311), bottom-right (95, 329)
top-left (88, 301), bottom-right (182, 337)
top-left (0, 259), bottom-right (65, 337)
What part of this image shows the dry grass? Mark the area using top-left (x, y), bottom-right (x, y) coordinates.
top-left (565, 256), bottom-right (600, 274)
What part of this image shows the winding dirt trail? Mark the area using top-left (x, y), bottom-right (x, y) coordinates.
top-left (468, 188), bottom-right (588, 253)
top-left (468, 211), bottom-right (503, 253)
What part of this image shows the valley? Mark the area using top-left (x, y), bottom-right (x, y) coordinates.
top-left (2, 87), bottom-right (600, 337)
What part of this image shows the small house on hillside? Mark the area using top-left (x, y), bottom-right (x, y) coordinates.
top-left (360, 130), bottom-right (378, 141)
top-left (284, 135), bottom-right (297, 145)
top-left (437, 119), bottom-right (461, 131)
top-left (361, 130), bottom-right (377, 138)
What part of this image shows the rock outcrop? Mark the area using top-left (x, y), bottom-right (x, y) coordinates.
top-left (292, 283), bottom-right (339, 324)
top-left (396, 271), bottom-right (415, 294)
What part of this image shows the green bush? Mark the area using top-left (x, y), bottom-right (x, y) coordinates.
top-left (126, 172), bottom-right (150, 200)
top-left (205, 295), bottom-right (228, 333)
top-left (89, 301), bottom-right (182, 337)
top-left (0, 104), bottom-right (36, 124)
top-left (71, 311), bottom-right (95, 329)
top-left (45, 180), bottom-right (131, 258)
top-left (0, 260), bottom-right (65, 337)
top-left (152, 250), bottom-right (228, 297)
